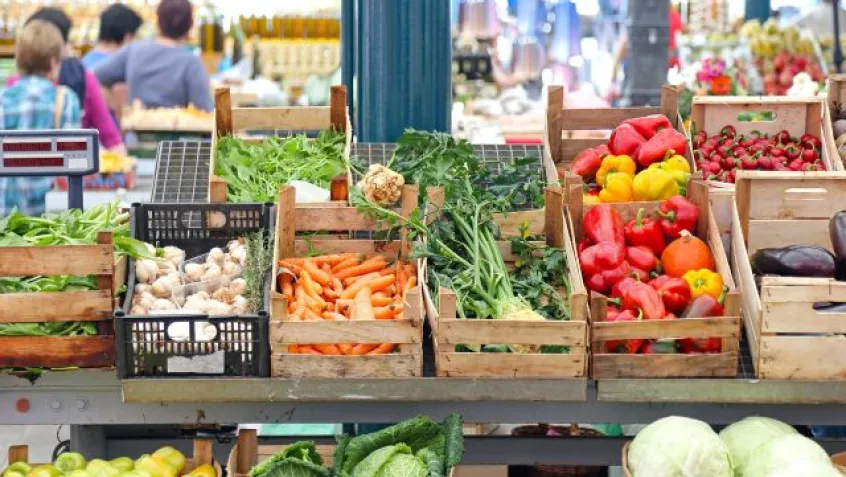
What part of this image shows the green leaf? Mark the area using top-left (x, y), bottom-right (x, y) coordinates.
top-left (337, 417), bottom-right (446, 477)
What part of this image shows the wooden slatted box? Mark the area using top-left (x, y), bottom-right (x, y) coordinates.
top-left (424, 185), bottom-right (590, 378)
top-left (732, 171), bottom-right (846, 380)
top-left (0, 232), bottom-right (115, 368)
top-left (567, 181), bottom-right (743, 378)
top-left (209, 85), bottom-right (352, 202)
top-left (545, 84), bottom-right (683, 174)
top-left (269, 185), bottom-right (424, 378)
top-left (824, 75), bottom-right (846, 171)
top-left (690, 96), bottom-right (843, 188)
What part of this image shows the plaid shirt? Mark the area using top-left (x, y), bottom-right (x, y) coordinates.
top-left (0, 76), bottom-right (81, 216)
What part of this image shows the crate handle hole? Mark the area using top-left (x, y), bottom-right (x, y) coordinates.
top-left (166, 321), bottom-right (218, 342)
top-left (784, 187), bottom-right (827, 201)
top-left (736, 111), bottom-right (777, 122)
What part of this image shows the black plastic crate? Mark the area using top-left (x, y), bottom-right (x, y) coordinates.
top-left (115, 202), bottom-right (274, 379)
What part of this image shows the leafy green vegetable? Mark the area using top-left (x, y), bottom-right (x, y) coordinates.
top-left (249, 441), bottom-right (329, 477)
top-left (349, 444), bottom-right (427, 477)
top-left (215, 131), bottom-right (347, 203)
top-left (510, 225), bottom-right (570, 322)
top-left (244, 231), bottom-right (273, 313)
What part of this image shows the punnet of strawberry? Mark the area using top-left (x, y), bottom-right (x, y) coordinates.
top-left (691, 126), bottom-right (825, 184)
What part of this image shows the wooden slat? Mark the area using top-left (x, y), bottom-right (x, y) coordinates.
top-left (0, 290), bottom-right (111, 322)
top-left (762, 283), bottom-right (846, 302)
top-left (592, 353), bottom-right (738, 378)
top-left (760, 336), bottom-right (846, 380)
top-left (546, 85), bottom-right (565, 163)
top-left (691, 98), bottom-right (822, 138)
top-left (747, 219), bottom-right (830, 253)
top-left (0, 336), bottom-right (114, 368)
top-left (492, 208), bottom-right (545, 237)
top-left (660, 85), bottom-right (680, 129)
top-left (209, 175), bottom-right (227, 202)
top-left (214, 88), bottom-right (233, 136)
top-left (295, 206), bottom-right (382, 231)
top-left (437, 353), bottom-right (586, 378)
top-left (231, 106), bottom-right (329, 131)
top-left (270, 319), bottom-right (422, 344)
top-left (560, 138), bottom-right (607, 164)
top-left (762, 302), bottom-right (846, 333)
top-left (329, 85), bottom-right (347, 132)
top-left (193, 439), bottom-right (213, 467)
top-left (294, 239), bottom-right (403, 257)
top-left (0, 243), bottom-right (111, 276)
top-left (235, 430), bottom-right (258, 475)
top-left (272, 353), bottom-right (422, 378)
top-left (544, 186), bottom-right (565, 248)
top-left (731, 200), bottom-right (763, 371)
top-left (560, 107), bottom-right (659, 131)
top-left (438, 319), bottom-right (586, 346)
top-left (591, 317), bottom-right (741, 341)
top-left (277, 186), bottom-right (296, 259)
top-left (8, 445), bottom-right (27, 464)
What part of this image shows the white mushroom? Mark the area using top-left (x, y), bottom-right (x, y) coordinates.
top-left (135, 259), bottom-right (159, 284)
top-left (184, 263), bottom-right (205, 282)
top-left (163, 246), bottom-right (186, 267)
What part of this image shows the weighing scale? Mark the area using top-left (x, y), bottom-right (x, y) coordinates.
top-left (0, 129), bottom-right (99, 209)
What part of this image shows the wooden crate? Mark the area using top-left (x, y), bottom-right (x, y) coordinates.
top-left (545, 84), bottom-right (682, 173)
top-left (208, 85), bottom-right (352, 202)
top-left (732, 171), bottom-right (846, 380)
top-left (566, 181), bottom-right (742, 378)
top-left (424, 185), bottom-right (589, 378)
top-left (8, 439), bottom-right (221, 475)
top-left (269, 185), bottom-right (424, 378)
top-left (0, 232), bottom-right (115, 369)
top-left (690, 96), bottom-right (843, 187)
top-left (227, 429), bottom-right (454, 477)
top-left (824, 75), bottom-right (846, 171)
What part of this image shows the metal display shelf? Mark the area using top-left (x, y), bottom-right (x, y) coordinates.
top-left (150, 141), bottom-right (213, 203)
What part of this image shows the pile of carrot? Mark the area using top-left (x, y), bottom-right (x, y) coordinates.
top-left (277, 253), bottom-right (417, 356)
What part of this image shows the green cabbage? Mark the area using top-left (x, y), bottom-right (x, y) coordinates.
top-left (744, 434), bottom-right (833, 477)
top-left (628, 416), bottom-right (732, 477)
top-left (350, 444), bottom-right (427, 477)
top-left (718, 416), bottom-right (797, 476)
top-left (767, 460), bottom-right (842, 477)
top-left (249, 441), bottom-right (328, 477)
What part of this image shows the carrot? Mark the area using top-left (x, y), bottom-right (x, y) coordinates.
top-left (380, 266), bottom-right (396, 276)
top-left (367, 274), bottom-right (396, 294)
top-left (290, 284), bottom-right (307, 320)
top-left (374, 305), bottom-right (403, 320)
top-left (344, 272), bottom-right (380, 287)
top-left (313, 254), bottom-right (350, 266)
top-left (281, 277), bottom-right (294, 301)
top-left (404, 276), bottom-right (417, 295)
top-left (287, 344), bottom-right (299, 353)
top-left (304, 259), bottom-right (332, 286)
top-left (338, 344), bottom-right (355, 355)
top-left (331, 257), bottom-right (360, 273)
top-left (300, 270), bottom-right (327, 307)
top-left (305, 308), bottom-right (324, 321)
top-left (371, 293), bottom-right (393, 307)
top-left (349, 344), bottom-right (379, 355)
top-left (396, 265), bottom-right (407, 291)
top-left (368, 343), bottom-right (396, 354)
top-left (313, 344), bottom-right (343, 355)
top-left (341, 273), bottom-right (380, 299)
top-left (279, 260), bottom-right (304, 274)
top-left (332, 277), bottom-right (344, 297)
top-left (353, 287), bottom-right (375, 320)
top-left (306, 300), bottom-right (325, 314)
top-left (297, 345), bottom-right (323, 355)
top-left (336, 299), bottom-right (354, 317)
top-left (335, 260), bottom-right (388, 280)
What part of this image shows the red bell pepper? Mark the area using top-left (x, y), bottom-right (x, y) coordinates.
top-left (648, 275), bottom-right (691, 314)
top-left (641, 338), bottom-right (678, 354)
top-left (570, 145), bottom-right (609, 182)
top-left (624, 208), bottom-right (666, 256)
top-left (583, 204), bottom-right (625, 247)
top-left (622, 114), bottom-right (672, 140)
top-left (629, 266), bottom-right (649, 282)
top-left (579, 242), bottom-right (625, 277)
top-left (626, 246), bottom-right (658, 274)
top-left (605, 307), bottom-right (643, 354)
top-left (657, 196), bottom-right (700, 239)
top-left (586, 260), bottom-right (632, 295)
top-left (678, 289), bottom-right (726, 353)
top-left (636, 128), bottom-right (688, 168)
top-left (577, 238), bottom-right (592, 255)
top-left (608, 123), bottom-right (646, 158)
top-left (610, 277), bottom-right (639, 299)
top-left (620, 281), bottom-right (666, 320)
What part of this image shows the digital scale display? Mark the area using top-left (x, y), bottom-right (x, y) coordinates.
top-left (0, 130), bottom-right (98, 176)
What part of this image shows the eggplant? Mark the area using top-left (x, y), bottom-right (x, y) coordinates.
top-left (830, 210), bottom-right (846, 280)
top-left (813, 302), bottom-right (846, 313)
top-left (750, 245), bottom-right (836, 278)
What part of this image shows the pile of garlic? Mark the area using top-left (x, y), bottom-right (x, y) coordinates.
top-left (130, 240), bottom-right (251, 316)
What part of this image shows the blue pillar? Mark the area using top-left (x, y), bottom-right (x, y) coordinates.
top-left (744, 0), bottom-right (770, 22)
top-left (355, 0), bottom-right (451, 142)
top-left (342, 0), bottom-right (355, 116)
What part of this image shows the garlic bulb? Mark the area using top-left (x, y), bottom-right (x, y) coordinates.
top-left (201, 262), bottom-right (222, 282)
top-left (163, 246), bottom-right (185, 266)
top-left (150, 298), bottom-right (177, 312)
top-left (212, 287), bottom-right (237, 305)
top-left (183, 295), bottom-right (209, 313)
top-left (134, 283), bottom-right (152, 295)
top-left (184, 263), bottom-right (204, 282)
top-left (222, 260), bottom-right (242, 277)
top-left (232, 295), bottom-right (250, 314)
top-left (229, 278), bottom-right (247, 296)
top-left (130, 304), bottom-right (149, 315)
top-left (227, 239), bottom-right (245, 252)
top-left (136, 259), bottom-right (158, 284)
top-left (208, 248), bottom-right (225, 266)
top-left (195, 291), bottom-right (211, 300)
top-left (137, 292), bottom-right (156, 310)
top-left (151, 276), bottom-right (175, 298)
top-left (206, 299), bottom-right (232, 315)
top-left (230, 245), bottom-right (247, 265)
top-left (157, 260), bottom-right (176, 275)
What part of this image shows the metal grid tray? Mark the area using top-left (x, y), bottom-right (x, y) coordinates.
top-left (151, 141), bottom-right (212, 204)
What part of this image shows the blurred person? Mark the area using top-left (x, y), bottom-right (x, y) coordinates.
top-left (7, 8), bottom-right (126, 155)
top-left (0, 21), bottom-right (81, 215)
top-left (95, 0), bottom-right (213, 111)
top-left (82, 4), bottom-right (143, 69)
top-left (793, 0), bottom-right (846, 37)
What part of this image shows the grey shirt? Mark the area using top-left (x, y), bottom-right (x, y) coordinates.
top-left (95, 39), bottom-right (213, 111)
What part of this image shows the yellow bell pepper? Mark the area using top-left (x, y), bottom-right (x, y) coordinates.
top-left (583, 194), bottom-right (601, 205)
top-left (186, 465), bottom-right (216, 477)
top-left (682, 269), bottom-right (724, 299)
top-left (598, 172), bottom-right (634, 203)
top-left (596, 154), bottom-right (636, 188)
top-left (660, 153), bottom-right (691, 173)
top-left (632, 167), bottom-right (680, 201)
top-left (650, 163), bottom-right (691, 196)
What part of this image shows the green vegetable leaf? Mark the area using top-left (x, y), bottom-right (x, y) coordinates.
top-left (337, 417), bottom-right (446, 477)
top-left (249, 441), bottom-right (329, 477)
